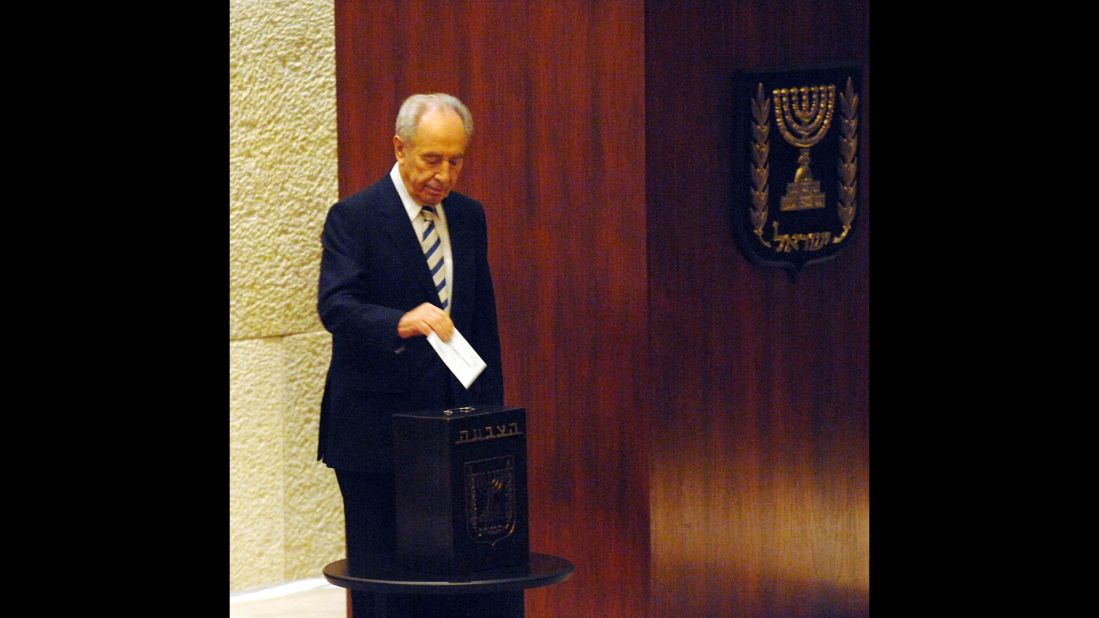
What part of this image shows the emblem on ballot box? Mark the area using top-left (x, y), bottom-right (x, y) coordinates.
top-left (732, 65), bottom-right (861, 279)
top-left (465, 456), bottom-right (518, 546)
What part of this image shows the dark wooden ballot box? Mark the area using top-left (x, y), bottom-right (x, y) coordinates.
top-left (392, 405), bottom-right (530, 575)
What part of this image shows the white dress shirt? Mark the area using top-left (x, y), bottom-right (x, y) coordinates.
top-left (389, 163), bottom-right (454, 313)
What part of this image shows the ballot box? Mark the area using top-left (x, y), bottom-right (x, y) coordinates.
top-left (392, 405), bottom-right (530, 575)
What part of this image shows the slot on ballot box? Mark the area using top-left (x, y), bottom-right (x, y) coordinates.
top-left (392, 405), bottom-right (531, 575)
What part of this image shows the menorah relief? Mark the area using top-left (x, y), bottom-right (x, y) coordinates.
top-left (736, 67), bottom-right (860, 279)
top-left (773, 84), bottom-right (836, 212)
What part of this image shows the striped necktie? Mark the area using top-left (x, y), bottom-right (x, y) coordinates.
top-left (419, 206), bottom-right (449, 311)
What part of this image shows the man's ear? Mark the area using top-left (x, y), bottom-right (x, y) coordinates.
top-left (393, 135), bottom-right (406, 162)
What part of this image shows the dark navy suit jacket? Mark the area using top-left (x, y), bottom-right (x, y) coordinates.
top-left (317, 174), bottom-right (504, 472)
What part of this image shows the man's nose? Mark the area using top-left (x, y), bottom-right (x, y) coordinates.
top-left (434, 162), bottom-right (453, 184)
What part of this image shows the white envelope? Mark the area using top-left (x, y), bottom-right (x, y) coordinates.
top-left (425, 328), bottom-right (487, 389)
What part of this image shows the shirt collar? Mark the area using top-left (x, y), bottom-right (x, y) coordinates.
top-left (390, 162), bottom-right (445, 224)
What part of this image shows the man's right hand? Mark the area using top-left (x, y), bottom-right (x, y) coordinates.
top-left (397, 302), bottom-right (454, 342)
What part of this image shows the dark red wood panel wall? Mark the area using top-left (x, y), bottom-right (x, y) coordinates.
top-left (645, 0), bottom-right (869, 616)
top-left (335, 2), bottom-right (649, 616)
top-left (336, 0), bottom-right (868, 615)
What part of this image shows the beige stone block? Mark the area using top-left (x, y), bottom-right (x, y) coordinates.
top-left (230, 338), bottom-right (287, 590)
top-left (281, 331), bottom-right (345, 580)
top-left (230, 0), bottom-right (337, 341)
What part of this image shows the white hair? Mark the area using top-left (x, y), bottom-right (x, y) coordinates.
top-left (394, 93), bottom-right (474, 144)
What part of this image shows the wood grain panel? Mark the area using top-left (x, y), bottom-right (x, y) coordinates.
top-left (645, 0), bottom-right (869, 616)
top-left (335, 2), bottom-right (649, 616)
top-left (335, 0), bottom-right (868, 614)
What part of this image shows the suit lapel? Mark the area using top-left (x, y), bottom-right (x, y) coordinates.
top-left (443, 197), bottom-right (475, 329)
top-left (377, 179), bottom-right (440, 303)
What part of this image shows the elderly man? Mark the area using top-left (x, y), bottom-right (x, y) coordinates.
top-left (317, 93), bottom-right (507, 616)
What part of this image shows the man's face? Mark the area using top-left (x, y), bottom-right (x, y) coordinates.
top-left (394, 107), bottom-right (468, 206)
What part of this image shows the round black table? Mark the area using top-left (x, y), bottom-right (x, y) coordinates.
top-left (323, 552), bottom-right (574, 594)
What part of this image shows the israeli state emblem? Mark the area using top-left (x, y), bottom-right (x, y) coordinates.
top-left (465, 456), bottom-right (517, 546)
top-left (732, 65), bottom-right (862, 279)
